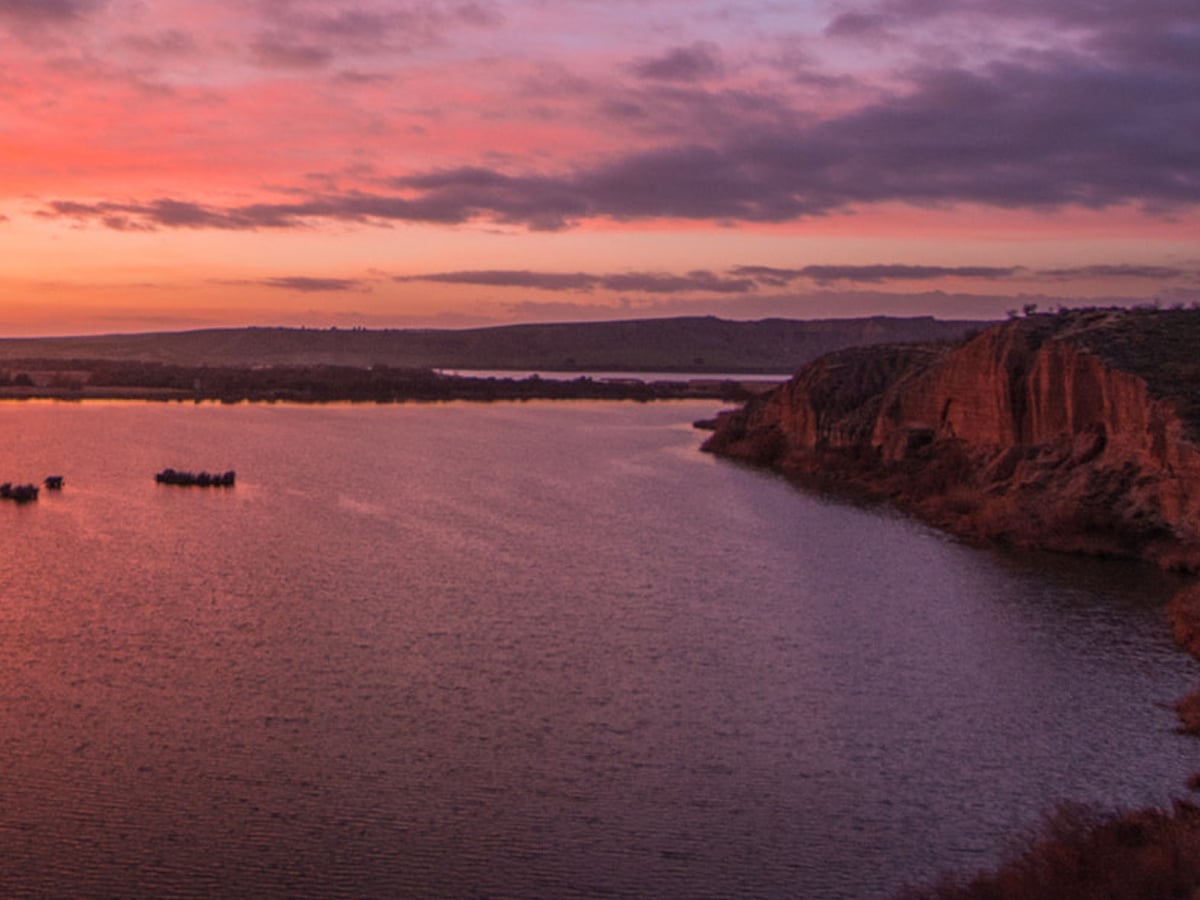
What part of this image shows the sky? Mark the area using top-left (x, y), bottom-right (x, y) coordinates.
top-left (1, 0), bottom-right (1198, 335)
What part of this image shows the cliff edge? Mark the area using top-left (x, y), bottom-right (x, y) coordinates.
top-left (702, 307), bottom-right (1200, 570)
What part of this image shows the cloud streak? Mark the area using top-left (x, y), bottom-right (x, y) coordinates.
top-left (398, 263), bottom-right (1193, 293)
top-left (1037, 264), bottom-right (1192, 281)
top-left (630, 42), bottom-right (724, 82)
top-left (396, 269), bottom-right (758, 293)
top-left (0, 0), bottom-right (103, 22)
top-left (258, 276), bottom-right (370, 293)
top-left (246, 0), bottom-right (505, 64)
top-left (730, 265), bottom-right (1025, 286)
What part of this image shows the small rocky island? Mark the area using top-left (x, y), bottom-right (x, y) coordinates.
top-left (703, 307), bottom-right (1200, 571)
top-left (0, 482), bottom-right (40, 503)
top-left (155, 468), bottom-right (236, 487)
top-left (0, 476), bottom-right (65, 503)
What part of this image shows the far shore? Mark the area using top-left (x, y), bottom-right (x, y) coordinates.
top-left (0, 368), bottom-right (780, 405)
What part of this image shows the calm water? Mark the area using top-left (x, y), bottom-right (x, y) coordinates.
top-left (0, 400), bottom-right (1196, 899)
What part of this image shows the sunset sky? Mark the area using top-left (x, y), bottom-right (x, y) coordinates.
top-left (1, 0), bottom-right (1197, 335)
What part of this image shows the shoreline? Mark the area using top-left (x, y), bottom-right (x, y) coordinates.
top-left (687, 309), bottom-right (1200, 896)
top-left (900, 581), bottom-right (1200, 898)
top-left (0, 376), bottom-right (779, 405)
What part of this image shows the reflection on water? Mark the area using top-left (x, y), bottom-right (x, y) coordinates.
top-left (0, 400), bottom-right (1195, 898)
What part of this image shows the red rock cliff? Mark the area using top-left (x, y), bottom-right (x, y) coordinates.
top-left (703, 308), bottom-right (1200, 569)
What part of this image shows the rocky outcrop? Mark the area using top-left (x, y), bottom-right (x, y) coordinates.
top-left (703, 308), bottom-right (1200, 570)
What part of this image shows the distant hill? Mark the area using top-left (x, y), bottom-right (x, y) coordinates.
top-left (0, 316), bottom-right (984, 374)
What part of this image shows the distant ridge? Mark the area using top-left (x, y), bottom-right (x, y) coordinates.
top-left (0, 316), bottom-right (983, 374)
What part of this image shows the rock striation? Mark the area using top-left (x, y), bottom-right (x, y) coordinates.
top-left (702, 308), bottom-right (1200, 570)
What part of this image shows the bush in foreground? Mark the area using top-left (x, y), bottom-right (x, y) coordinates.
top-left (897, 801), bottom-right (1200, 900)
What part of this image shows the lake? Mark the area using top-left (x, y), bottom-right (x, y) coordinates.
top-left (0, 400), bottom-right (1195, 898)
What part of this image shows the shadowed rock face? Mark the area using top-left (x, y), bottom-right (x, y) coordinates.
top-left (703, 308), bottom-right (1200, 570)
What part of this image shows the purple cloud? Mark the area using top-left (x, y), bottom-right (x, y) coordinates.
top-left (399, 269), bottom-right (757, 294)
top-left (600, 271), bottom-right (755, 294)
top-left (805, 49), bottom-right (1200, 212)
top-left (593, 82), bottom-right (800, 143)
top-left (312, 9), bottom-right (407, 40)
top-left (42, 199), bottom-right (295, 230)
top-left (388, 167), bottom-right (588, 229)
top-left (42, 194), bottom-right (474, 230)
top-left (726, 266), bottom-right (804, 288)
top-left (1038, 264), bottom-right (1190, 281)
top-left (870, 0), bottom-right (1197, 32)
top-left (248, 0), bottom-right (504, 61)
top-left (0, 0), bottom-right (102, 21)
top-left (251, 35), bottom-right (334, 69)
top-left (792, 265), bottom-right (1024, 285)
top-left (397, 270), bottom-right (599, 290)
top-left (119, 29), bottom-right (198, 57)
top-left (630, 42), bottom-right (724, 82)
top-left (835, 0), bottom-right (1200, 80)
top-left (452, 2), bottom-right (503, 28)
top-left (729, 265), bottom-right (1026, 286)
top-left (824, 12), bottom-right (890, 39)
top-left (259, 277), bottom-right (368, 293)
top-left (400, 265), bottom-right (1029, 293)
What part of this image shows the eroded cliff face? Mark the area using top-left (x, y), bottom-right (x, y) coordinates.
top-left (703, 309), bottom-right (1200, 570)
